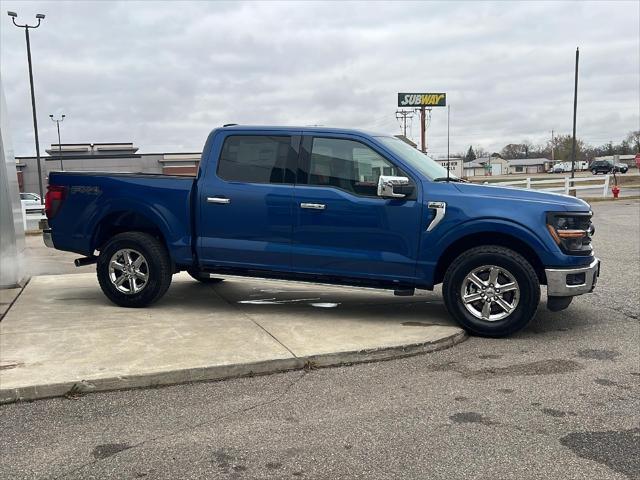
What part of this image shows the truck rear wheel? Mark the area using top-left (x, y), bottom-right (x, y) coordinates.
top-left (187, 269), bottom-right (224, 284)
top-left (442, 246), bottom-right (540, 337)
top-left (97, 232), bottom-right (172, 308)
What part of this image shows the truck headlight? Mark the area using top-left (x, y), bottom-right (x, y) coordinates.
top-left (546, 212), bottom-right (593, 255)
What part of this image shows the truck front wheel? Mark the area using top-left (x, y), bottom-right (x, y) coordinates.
top-left (442, 246), bottom-right (540, 337)
top-left (97, 232), bottom-right (172, 308)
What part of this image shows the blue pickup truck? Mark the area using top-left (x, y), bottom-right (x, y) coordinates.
top-left (43, 126), bottom-right (599, 337)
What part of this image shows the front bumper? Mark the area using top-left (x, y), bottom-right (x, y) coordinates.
top-left (545, 258), bottom-right (600, 297)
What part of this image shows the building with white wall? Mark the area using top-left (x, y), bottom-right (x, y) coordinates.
top-left (506, 158), bottom-right (551, 174)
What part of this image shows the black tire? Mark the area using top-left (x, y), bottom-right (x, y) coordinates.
top-left (97, 232), bottom-right (172, 307)
top-left (591, 169), bottom-right (597, 175)
top-left (187, 269), bottom-right (224, 284)
top-left (442, 246), bottom-right (540, 337)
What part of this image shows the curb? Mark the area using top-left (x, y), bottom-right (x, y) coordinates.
top-left (0, 279), bottom-right (29, 322)
top-left (0, 330), bottom-right (467, 404)
top-left (582, 195), bottom-right (640, 203)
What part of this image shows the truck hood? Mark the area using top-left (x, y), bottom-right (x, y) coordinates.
top-left (453, 182), bottom-right (591, 211)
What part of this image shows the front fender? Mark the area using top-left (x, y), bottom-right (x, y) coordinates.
top-left (417, 217), bottom-right (557, 286)
top-left (434, 217), bottom-right (553, 258)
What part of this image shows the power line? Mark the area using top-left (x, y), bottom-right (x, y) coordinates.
top-left (395, 110), bottom-right (414, 138)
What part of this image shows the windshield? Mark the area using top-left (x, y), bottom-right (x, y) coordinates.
top-left (375, 136), bottom-right (457, 181)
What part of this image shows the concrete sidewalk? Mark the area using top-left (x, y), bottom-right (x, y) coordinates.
top-left (0, 273), bottom-right (465, 403)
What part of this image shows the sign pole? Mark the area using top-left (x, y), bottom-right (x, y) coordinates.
top-left (420, 106), bottom-right (426, 153)
top-left (447, 105), bottom-right (450, 182)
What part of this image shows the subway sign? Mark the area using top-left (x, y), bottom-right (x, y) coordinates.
top-left (398, 92), bottom-right (446, 107)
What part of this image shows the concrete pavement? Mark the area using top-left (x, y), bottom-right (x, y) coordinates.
top-left (0, 273), bottom-right (465, 403)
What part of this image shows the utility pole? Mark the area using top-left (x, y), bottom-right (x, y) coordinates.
top-left (420, 107), bottom-right (426, 153)
top-left (551, 129), bottom-right (555, 162)
top-left (395, 110), bottom-right (414, 138)
top-left (7, 11), bottom-right (46, 199)
top-left (416, 107), bottom-right (431, 153)
top-left (570, 47), bottom-right (580, 188)
top-left (49, 114), bottom-right (65, 170)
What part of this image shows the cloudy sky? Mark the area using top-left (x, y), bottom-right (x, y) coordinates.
top-left (1, 0), bottom-right (638, 158)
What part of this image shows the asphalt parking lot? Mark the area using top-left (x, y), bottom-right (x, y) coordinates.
top-left (1, 200), bottom-right (638, 480)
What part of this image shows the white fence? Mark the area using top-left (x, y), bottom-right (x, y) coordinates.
top-left (484, 175), bottom-right (611, 198)
top-left (22, 203), bottom-right (46, 231)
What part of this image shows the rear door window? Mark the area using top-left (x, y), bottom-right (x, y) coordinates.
top-left (217, 135), bottom-right (297, 184)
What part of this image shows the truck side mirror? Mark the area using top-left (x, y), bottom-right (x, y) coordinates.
top-left (377, 175), bottom-right (411, 198)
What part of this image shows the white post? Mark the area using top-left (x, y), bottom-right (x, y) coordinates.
top-left (21, 202), bottom-right (28, 231)
top-left (1, 80), bottom-right (27, 287)
top-left (603, 174), bottom-right (610, 198)
top-left (564, 176), bottom-right (570, 195)
top-left (526, 177), bottom-right (531, 189)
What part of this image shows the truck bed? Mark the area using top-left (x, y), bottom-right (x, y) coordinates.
top-left (47, 171), bottom-right (196, 265)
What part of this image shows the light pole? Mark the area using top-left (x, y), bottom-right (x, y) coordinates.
top-left (570, 47), bottom-right (579, 186)
top-left (49, 114), bottom-right (65, 170)
top-left (7, 11), bottom-right (46, 199)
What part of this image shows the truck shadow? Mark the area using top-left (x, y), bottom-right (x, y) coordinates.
top-left (160, 276), bottom-right (457, 327)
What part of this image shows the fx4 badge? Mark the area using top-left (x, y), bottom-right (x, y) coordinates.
top-left (70, 185), bottom-right (101, 195)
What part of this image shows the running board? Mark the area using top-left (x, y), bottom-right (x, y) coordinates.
top-left (74, 256), bottom-right (97, 267)
top-left (394, 288), bottom-right (415, 297)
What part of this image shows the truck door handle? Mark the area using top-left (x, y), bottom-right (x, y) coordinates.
top-left (207, 197), bottom-right (230, 204)
top-left (300, 203), bottom-right (326, 210)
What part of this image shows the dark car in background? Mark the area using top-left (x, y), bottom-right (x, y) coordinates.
top-left (590, 160), bottom-right (628, 175)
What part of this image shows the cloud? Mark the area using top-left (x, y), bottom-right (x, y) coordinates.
top-left (1, 0), bottom-right (638, 157)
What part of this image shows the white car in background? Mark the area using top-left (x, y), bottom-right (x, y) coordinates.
top-left (20, 192), bottom-right (42, 207)
top-left (547, 161), bottom-right (589, 173)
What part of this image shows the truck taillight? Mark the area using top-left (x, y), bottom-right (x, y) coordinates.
top-left (45, 185), bottom-right (67, 219)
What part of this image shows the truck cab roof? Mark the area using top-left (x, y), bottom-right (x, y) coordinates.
top-left (218, 124), bottom-right (386, 137)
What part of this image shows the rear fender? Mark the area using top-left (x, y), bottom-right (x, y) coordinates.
top-left (89, 198), bottom-right (191, 264)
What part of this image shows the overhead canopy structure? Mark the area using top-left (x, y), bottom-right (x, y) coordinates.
top-left (0, 78), bottom-right (26, 288)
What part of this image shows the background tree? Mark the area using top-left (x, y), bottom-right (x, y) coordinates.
top-left (606, 141), bottom-right (614, 156)
top-left (541, 134), bottom-right (587, 161)
top-left (501, 140), bottom-right (535, 159)
top-left (463, 131), bottom-right (635, 166)
top-left (474, 147), bottom-right (489, 159)
top-left (626, 130), bottom-right (640, 152)
top-left (465, 146), bottom-right (476, 162)
top-left (583, 132), bottom-right (638, 159)
top-left (501, 144), bottom-right (523, 159)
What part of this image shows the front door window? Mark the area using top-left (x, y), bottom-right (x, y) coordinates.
top-left (308, 137), bottom-right (404, 197)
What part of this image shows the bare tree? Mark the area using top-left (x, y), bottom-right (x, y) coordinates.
top-left (626, 130), bottom-right (640, 152)
top-left (474, 147), bottom-right (489, 159)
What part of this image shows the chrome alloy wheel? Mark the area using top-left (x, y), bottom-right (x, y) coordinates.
top-left (108, 249), bottom-right (149, 295)
top-left (460, 265), bottom-right (520, 322)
